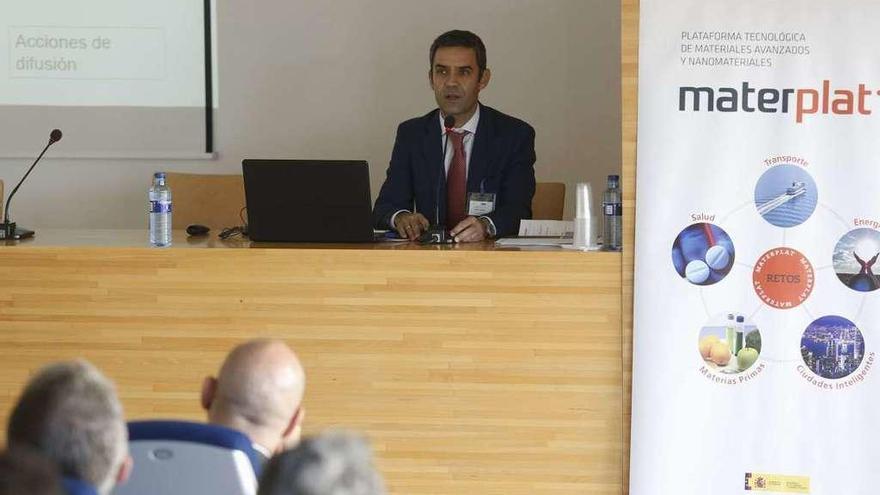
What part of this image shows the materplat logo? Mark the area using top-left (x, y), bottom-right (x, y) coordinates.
top-left (679, 80), bottom-right (877, 123)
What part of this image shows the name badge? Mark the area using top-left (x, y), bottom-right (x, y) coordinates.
top-left (467, 192), bottom-right (496, 216)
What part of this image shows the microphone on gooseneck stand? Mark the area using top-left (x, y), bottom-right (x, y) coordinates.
top-left (1, 129), bottom-right (63, 240)
top-left (420, 114), bottom-right (456, 244)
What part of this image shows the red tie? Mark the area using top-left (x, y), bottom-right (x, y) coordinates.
top-left (446, 130), bottom-right (467, 228)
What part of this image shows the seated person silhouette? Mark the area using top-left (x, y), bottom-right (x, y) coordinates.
top-left (7, 360), bottom-right (131, 495)
top-left (201, 339), bottom-right (306, 467)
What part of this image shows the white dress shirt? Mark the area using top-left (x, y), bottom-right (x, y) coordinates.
top-left (440, 104), bottom-right (480, 177)
top-left (252, 442), bottom-right (272, 459)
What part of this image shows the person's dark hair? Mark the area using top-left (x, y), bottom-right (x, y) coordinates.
top-left (0, 448), bottom-right (64, 495)
top-left (429, 30), bottom-right (487, 77)
top-left (258, 431), bottom-right (385, 495)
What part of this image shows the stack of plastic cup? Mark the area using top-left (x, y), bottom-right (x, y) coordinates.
top-left (573, 182), bottom-right (593, 249)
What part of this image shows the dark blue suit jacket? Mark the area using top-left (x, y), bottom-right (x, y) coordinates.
top-left (372, 105), bottom-right (536, 237)
top-left (62, 477), bottom-right (99, 495)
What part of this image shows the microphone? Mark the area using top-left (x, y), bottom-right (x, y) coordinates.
top-left (420, 115), bottom-right (456, 244)
top-left (1, 129), bottom-right (63, 240)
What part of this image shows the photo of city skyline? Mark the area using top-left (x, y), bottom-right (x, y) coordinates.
top-left (801, 315), bottom-right (865, 379)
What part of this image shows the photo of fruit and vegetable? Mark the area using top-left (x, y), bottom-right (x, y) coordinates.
top-left (698, 313), bottom-right (762, 373)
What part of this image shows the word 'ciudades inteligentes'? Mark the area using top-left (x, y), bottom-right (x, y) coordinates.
top-left (679, 81), bottom-right (877, 123)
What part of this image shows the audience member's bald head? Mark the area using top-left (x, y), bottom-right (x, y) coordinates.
top-left (202, 339), bottom-right (306, 455)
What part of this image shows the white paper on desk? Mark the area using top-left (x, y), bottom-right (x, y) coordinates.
top-left (517, 220), bottom-right (574, 237)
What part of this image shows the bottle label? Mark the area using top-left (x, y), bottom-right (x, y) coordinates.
top-left (149, 200), bottom-right (172, 213)
top-left (603, 202), bottom-right (622, 216)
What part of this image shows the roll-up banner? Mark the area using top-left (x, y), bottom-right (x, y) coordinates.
top-left (632, 1), bottom-right (880, 494)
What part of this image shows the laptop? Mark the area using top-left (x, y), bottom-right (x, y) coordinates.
top-left (242, 159), bottom-right (374, 242)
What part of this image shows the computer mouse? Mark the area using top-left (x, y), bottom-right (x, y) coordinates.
top-left (186, 224), bottom-right (210, 236)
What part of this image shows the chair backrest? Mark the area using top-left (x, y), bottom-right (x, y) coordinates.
top-left (112, 420), bottom-right (259, 495)
top-left (531, 182), bottom-right (565, 220)
top-left (164, 173), bottom-right (245, 230)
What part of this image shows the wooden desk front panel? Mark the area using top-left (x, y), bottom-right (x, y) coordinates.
top-left (0, 246), bottom-right (622, 495)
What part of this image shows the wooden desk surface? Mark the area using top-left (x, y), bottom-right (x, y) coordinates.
top-left (4, 229), bottom-right (578, 252)
top-left (0, 230), bottom-right (623, 495)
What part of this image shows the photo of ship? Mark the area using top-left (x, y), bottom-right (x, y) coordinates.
top-left (800, 315), bottom-right (865, 380)
top-left (754, 165), bottom-right (817, 227)
top-left (785, 181), bottom-right (806, 195)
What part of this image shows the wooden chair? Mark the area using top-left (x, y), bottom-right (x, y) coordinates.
top-left (164, 173), bottom-right (245, 230)
top-left (531, 182), bottom-right (565, 220)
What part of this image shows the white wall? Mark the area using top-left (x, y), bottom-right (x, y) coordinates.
top-left (0, 0), bottom-right (620, 229)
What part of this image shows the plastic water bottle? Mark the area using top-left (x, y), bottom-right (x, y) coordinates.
top-left (149, 172), bottom-right (172, 247)
top-left (602, 174), bottom-right (622, 251)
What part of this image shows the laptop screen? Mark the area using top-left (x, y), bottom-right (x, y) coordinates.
top-left (242, 159), bottom-right (373, 242)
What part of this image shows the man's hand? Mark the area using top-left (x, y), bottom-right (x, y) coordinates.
top-left (393, 212), bottom-right (430, 240)
top-left (450, 216), bottom-right (489, 243)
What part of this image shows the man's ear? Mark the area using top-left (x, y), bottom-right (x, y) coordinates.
top-left (279, 407), bottom-right (305, 452)
top-left (428, 68), bottom-right (435, 90)
top-left (116, 455), bottom-right (133, 485)
top-left (479, 68), bottom-right (491, 90)
top-left (200, 376), bottom-right (217, 411)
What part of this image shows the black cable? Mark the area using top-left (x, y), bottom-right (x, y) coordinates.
top-left (219, 207), bottom-right (248, 239)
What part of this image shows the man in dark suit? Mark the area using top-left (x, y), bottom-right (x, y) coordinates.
top-left (373, 30), bottom-right (536, 242)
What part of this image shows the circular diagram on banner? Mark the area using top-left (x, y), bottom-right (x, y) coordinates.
top-left (800, 315), bottom-right (865, 379)
top-left (671, 223), bottom-right (735, 286)
top-left (833, 228), bottom-right (880, 292)
top-left (698, 313), bottom-right (762, 374)
top-left (753, 248), bottom-right (814, 309)
top-left (754, 165), bottom-right (818, 227)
